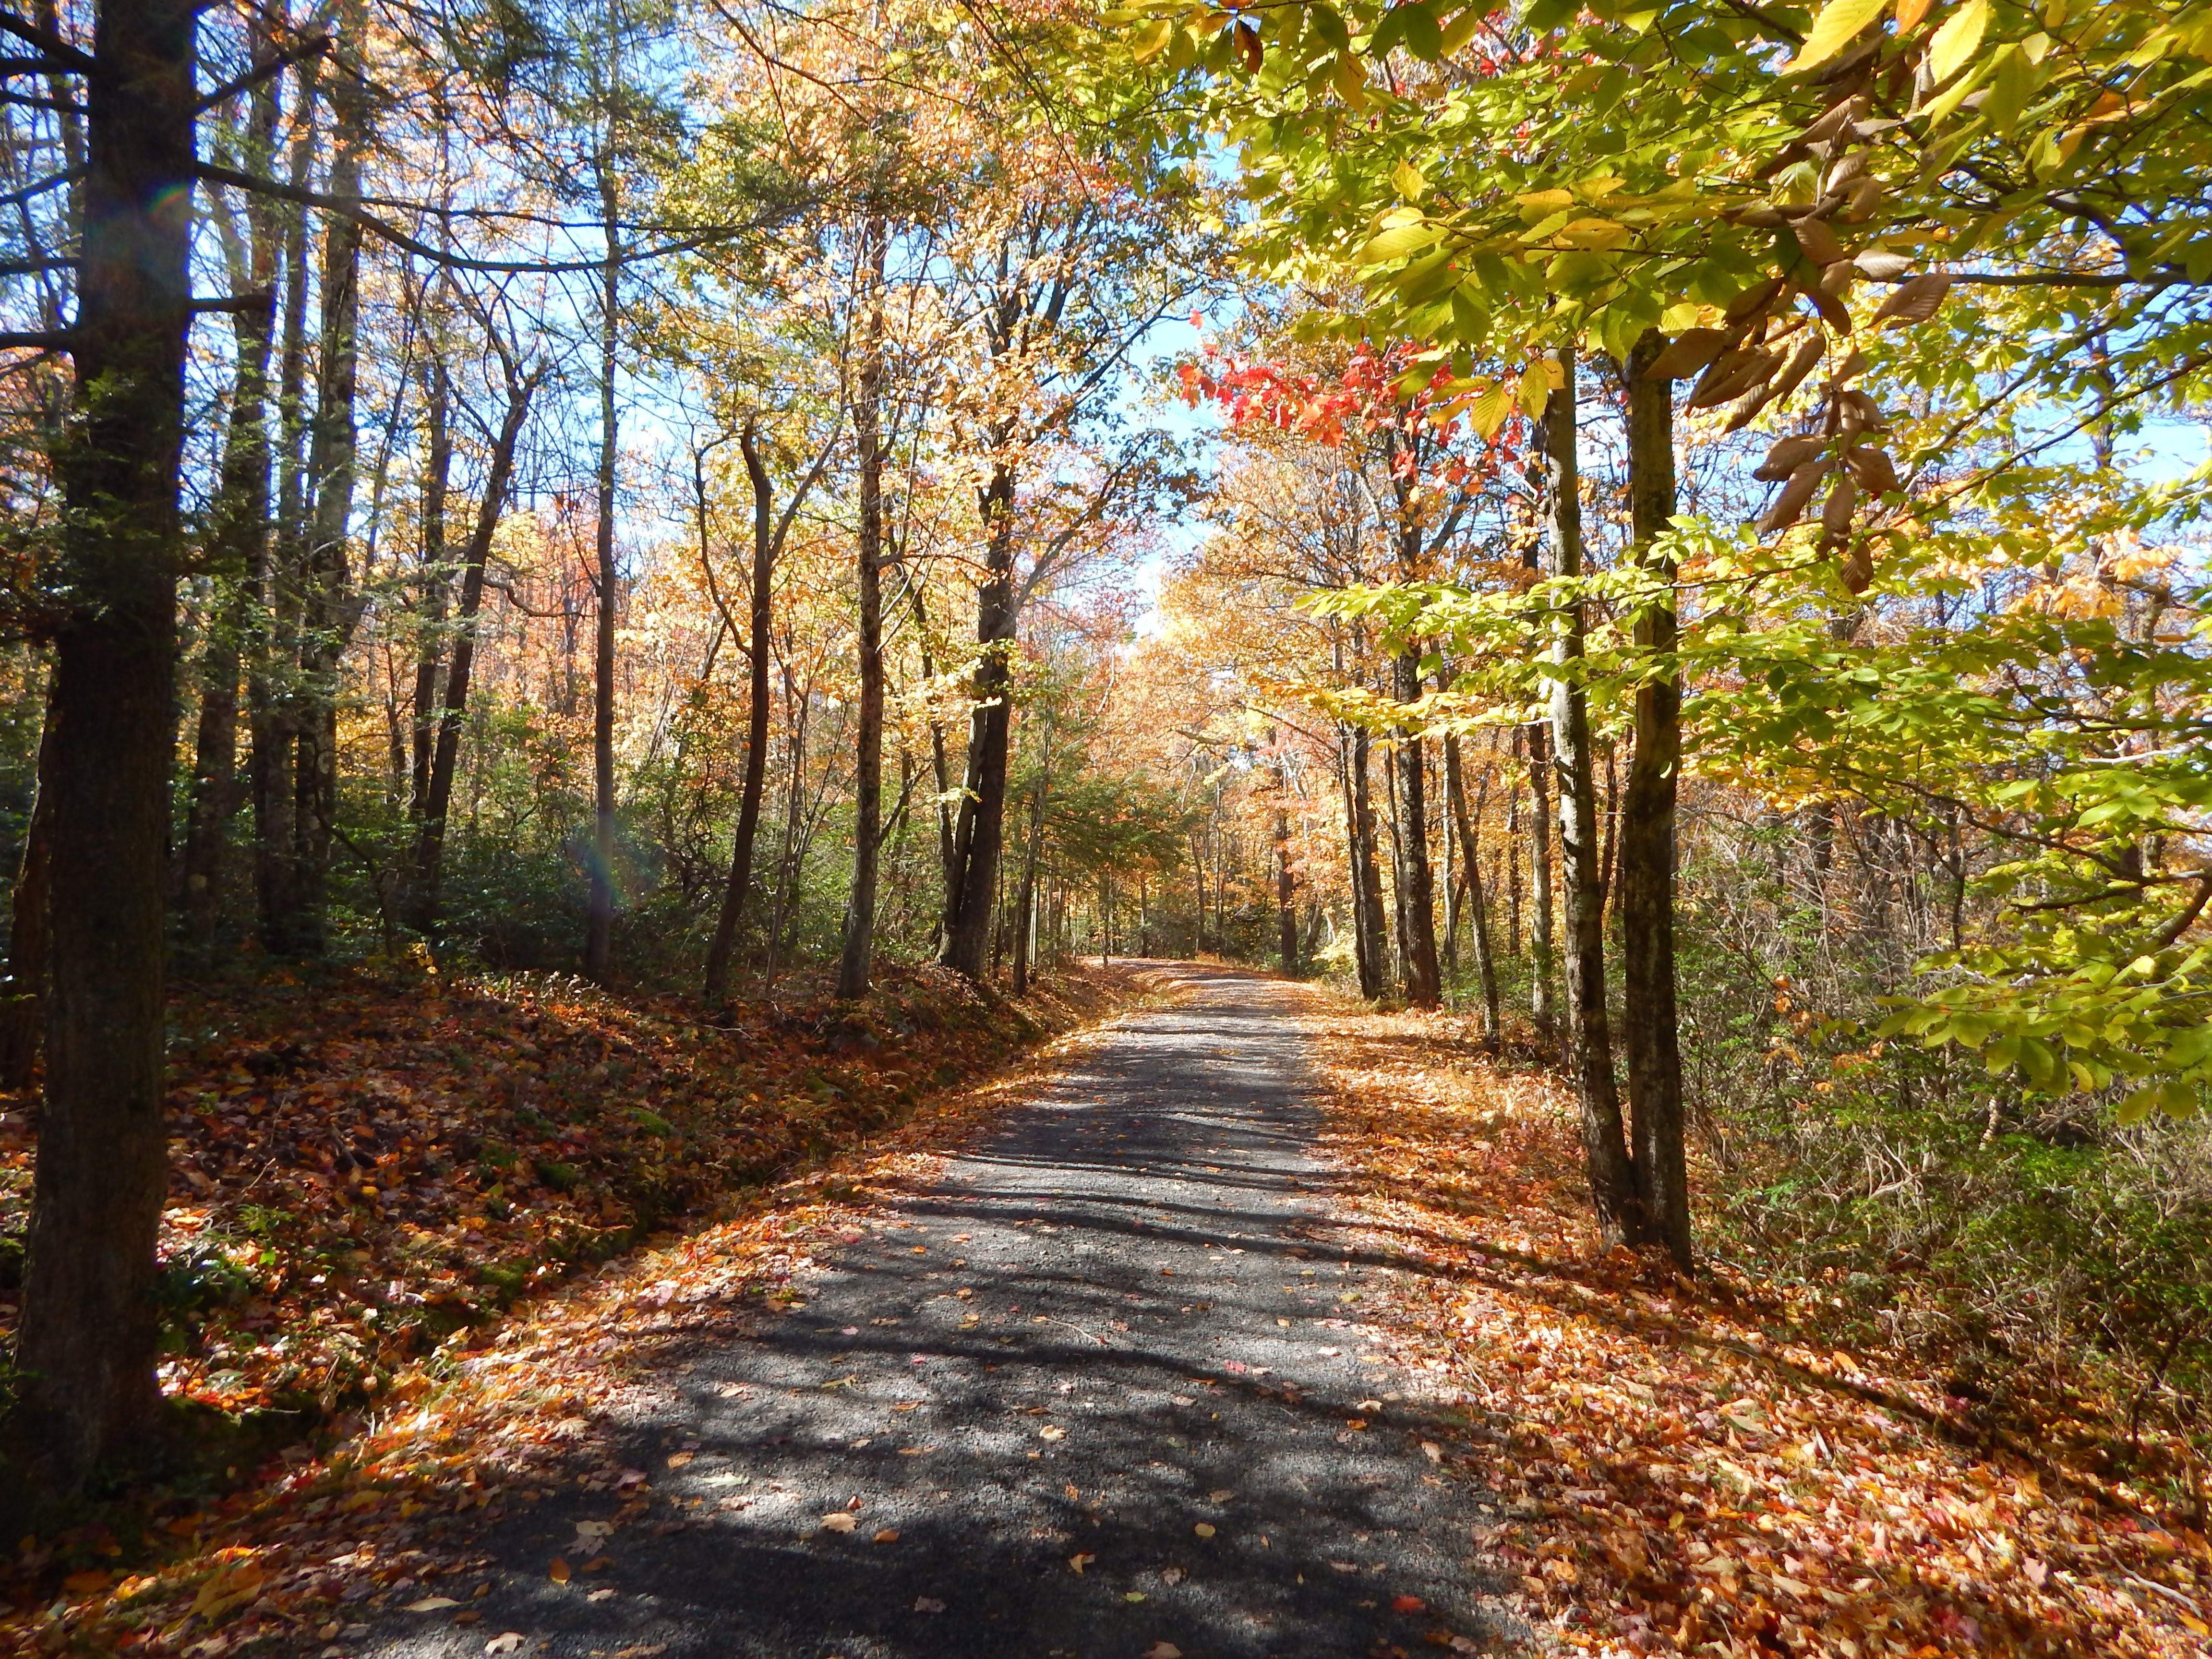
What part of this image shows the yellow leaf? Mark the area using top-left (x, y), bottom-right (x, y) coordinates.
top-left (1515, 188), bottom-right (1574, 222)
top-left (1928, 0), bottom-right (1988, 84)
top-left (1790, 0), bottom-right (1889, 72)
top-left (1895, 0), bottom-right (1931, 29)
top-left (1392, 159), bottom-right (1429, 203)
top-left (1468, 380), bottom-right (1512, 440)
top-left (1332, 49), bottom-right (1368, 107)
top-left (1130, 18), bottom-right (1174, 60)
top-left (1519, 362), bottom-right (1550, 421)
top-left (1556, 216), bottom-right (1630, 250)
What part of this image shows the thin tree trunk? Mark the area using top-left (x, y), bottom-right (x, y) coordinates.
top-left (1276, 786), bottom-right (1297, 975)
top-left (836, 214), bottom-right (888, 1000)
top-left (584, 156), bottom-right (621, 983)
top-left (406, 369), bottom-right (533, 935)
top-left (1010, 755), bottom-right (1047, 997)
top-left (1525, 722), bottom-right (1556, 1043)
top-left (1347, 725), bottom-right (1386, 999)
top-left (1392, 650), bottom-right (1442, 1007)
top-left (1445, 733), bottom-right (1502, 1048)
top-left (12, 0), bottom-right (193, 1490)
top-left (702, 424), bottom-right (778, 1005)
top-left (289, 0), bottom-right (369, 956)
top-left (1538, 346), bottom-right (1639, 1251)
top-left (250, 56), bottom-right (319, 954)
top-left (1621, 328), bottom-right (1692, 1268)
top-left (408, 342), bottom-right (453, 825)
top-left (179, 57), bottom-right (279, 945)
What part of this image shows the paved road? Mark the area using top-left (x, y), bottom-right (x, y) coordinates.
top-left (353, 966), bottom-right (1518, 1659)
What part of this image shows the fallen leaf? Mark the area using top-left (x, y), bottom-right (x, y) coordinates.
top-left (1070, 1551), bottom-right (1096, 1575)
top-left (406, 1595), bottom-right (462, 1611)
top-left (483, 1636), bottom-right (526, 1656)
top-left (914, 1596), bottom-right (946, 1613)
top-left (587, 1588), bottom-right (616, 1603)
top-left (1419, 1441), bottom-right (1442, 1462)
top-left (612, 1647), bottom-right (666, 1659)
top-left (1161, 1566), bottom-right (1185, 1585)
top-left (1193, 1522), bottom-right (1216, 1538)
top-left (819, 1513), bottom-right (857, 1533)
top-left (62, 1570), bottom-right (112, 1597)
top-left (1144, 1644), bottom-right (1184, 1659)
top-left (1124, 1590), bottom-right (1147, 1602)
top-left (1039, 1425), bottom-right (1066, 1441)
top-left (1208, 1488), bottom-right (1232, 1502)
top-left (873, 1528), bottom-right (901, 1544)
top-left (1393, 1593), bottom-right (1426, 1612)
top-left (664, 1451), bottom-right (694, 1468)
top-left (548, 1557), bottom-right (571, 1584)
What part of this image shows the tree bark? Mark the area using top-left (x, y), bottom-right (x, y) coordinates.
top-left (1010, 757), bottom-right (1047, 997)
top-left (1620, 328), bottom-right (1692, 1268)
top-left (836, 214), bottom-right (888, 1000)
top-left (289, 0), bottom-right (367, 956)
top-left (1525, 713), bottom-right (1556, 1044)
top-left (1347, 724), bottom-right (1387, 999)
top-left (1391, 649), bottom-right (1442, 1007)
top-left (13, 0), bottom-right (194, 1491)
top-left (1537, 346), bottom-right (1639, 1251)
top-left (407, 341), bottom-right (453, 827)
top-left (584, 156), bottom-right (621, 983)
top-left (1276, 797), bottom-right (1297, 975)
top-left (701, 424), bottom-right (778, 1004)
top-left (1445, 733), bottom-right (1502, 1048)
top-left (179, 55), bottom-right (280, 946)
top-left (405, 369), bottom-right (532, 935)
top-left (940, 462), bottom-right (1017, 981)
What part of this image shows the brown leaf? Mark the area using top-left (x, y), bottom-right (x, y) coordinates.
top-left (1759, 460), bottom-right (1832, 533)
top-left (548, 1557), bottom-right (570, 1584)
top-left (1872, 272), bottom-right (1952, 325)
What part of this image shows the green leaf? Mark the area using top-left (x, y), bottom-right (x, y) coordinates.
top-left (1129, 17), bottom-right (1174, 62)
top-left (1790, 0), bottom-right (1890, 72)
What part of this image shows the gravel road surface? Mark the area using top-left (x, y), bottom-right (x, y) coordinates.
top-left (349, 965), bottom-right (1518, 1659)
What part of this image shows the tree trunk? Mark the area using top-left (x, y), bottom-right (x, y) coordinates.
top-left (12, 0), bottom-right (193, 1491)
top-left (941, 463), bottom-right (1018, 981)
top-left (406, 371), bottom-right (532, 936)
top-left (1538, 346), bottom-right (1640, 1252)
top-left (1620, 328), bottom-right (1692, 1269)
top-left (1276, 800), bottom-right (1297, 975)
top-left (1391, 650), bottom-right (1442, 1008)
top-left (289, 5), bottom-right (367, 956)
top-left (1525, 721), bottom-right (1556, 1044)
top-left (1010, 759), bottom-right (1046, 997)
top-left (1347, 725), bottom-right (1386, 999)
top-left (250, 60), bottom-right (319, 954)
top-left (584, 161), bottom-right (621, 983)
top-left (179, 60), bottom-right (279, 946)
top-left (836, 214), bottom-right (888, 1000)
top-left (407, 344), bottom-right (453, 827)
top-left (701, 424), bottom-right (777, 1005)
top-left (1445, 733), bottom-right (1502, 1049)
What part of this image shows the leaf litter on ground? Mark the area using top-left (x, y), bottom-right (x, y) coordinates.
top-left (1, 961), bottom-right (1177, 1656)
top-left (1298, 993), bottom-right (2211, 1658)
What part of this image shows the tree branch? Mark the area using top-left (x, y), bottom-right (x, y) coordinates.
top-left (195, 33), bottom-right (332, 114)
top-left (0, 12), bottom-right (90, 73)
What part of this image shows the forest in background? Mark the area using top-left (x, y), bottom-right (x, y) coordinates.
top-left (0, 0), bottom-right (2204, 1573)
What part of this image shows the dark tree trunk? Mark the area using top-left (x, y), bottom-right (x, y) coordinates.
top-left (836, 215), bottom-right (888, 1000)
top-left (13, 0), bottom-right (194, 1491)
top-left (406, 371), bottom-right (532, 935)
top-left (1276, 802), bottom-right (1297, 975)
top-left (701, 425), bottom-right (778, 1005)
top-left (941, 462), bottom-right (1017, 981)
top-left (1347, 725), bottom-right (1387, 999)
top-left (407, 345), bottom-right (453, 826)
top-left (1537, 346), bottom-right (1640, 1252)
top-left (1621, 329), bottom-right (1692, 1269)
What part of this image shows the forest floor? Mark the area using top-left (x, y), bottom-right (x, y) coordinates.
top-left (9, 966), bottom-right (2209, 1659)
